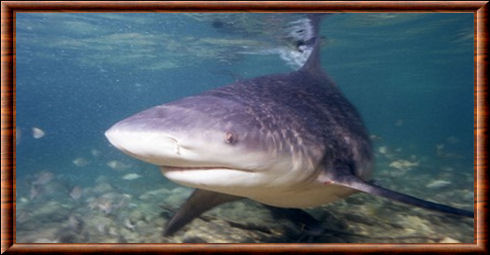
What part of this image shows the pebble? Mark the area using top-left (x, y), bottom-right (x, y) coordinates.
top-left (440, 237), bottom-right (461, 243)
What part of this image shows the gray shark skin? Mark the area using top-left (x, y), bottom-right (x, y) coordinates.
top-left (105, 14), bottom-right (473, 237)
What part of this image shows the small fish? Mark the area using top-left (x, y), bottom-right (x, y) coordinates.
top-left (107, 160), bottom-right (130, 171)
top-left (426, 180), bottom-right (452, 189)
top-left (122, 173), bottom-right (142, 180)
top-left (16, 128), bottom-right (21, 145)
top-left (72, 157), bottom-right (89, 167)
top-left (70, 186), bottom-right (83, 200)
top-left (29, 186), bottom-right (39, 199)
top-left (389, 159), bottom-right (419, 170)
top-left (378, 146), bottom-right (388, 154)
top-left (369, 134), bottom-right (382, 141)
top-left (91, 149), bottom-right (101, 157)
top-left (32, 171), bottom-right (54, 185)
top-left (32, 127), bottom-right (45, 139)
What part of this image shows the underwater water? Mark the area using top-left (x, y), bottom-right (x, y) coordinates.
top-left (15, 13), bottom-right (474, 243)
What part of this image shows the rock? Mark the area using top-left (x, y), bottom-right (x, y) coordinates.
top-left (34, 238), bottom-right (58, 243)
top-left (440, 237), bottom-right (461, 243)
top-left (164, 187), bottom-right (192, 205)
top-left (139, 187), bottom-right (171, 200)
top-left (93, 182), bottom-right (113, 194)
top-left (129, 210), bottom-right (143, 223)
top-left (182, 235), bottom-right (207, 243)
top-left (401, 215), bottom-right (433, 234)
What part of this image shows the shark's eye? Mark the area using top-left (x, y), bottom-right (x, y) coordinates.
top-left (224, 131), bottom-right (237, 144)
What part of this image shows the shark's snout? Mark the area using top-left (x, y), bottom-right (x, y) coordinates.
top-left (104, 99), bottom-right (266, 170)
top-left (105, 119), bottom-right (182, 166)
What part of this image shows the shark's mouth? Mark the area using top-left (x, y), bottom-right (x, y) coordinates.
top-left (161, 165), bottom-right (254, 172)
top-left (159, 165), bottom-right (261, 192)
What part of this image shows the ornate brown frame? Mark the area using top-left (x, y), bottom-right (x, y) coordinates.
top-left (1, 1), bottom-right (487, 254)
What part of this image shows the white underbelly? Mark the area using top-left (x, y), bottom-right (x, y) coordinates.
top-left (164, 172), bottom-right (357, 208)
top-left (245, 183), bottom-right (358, 208)
top-left (161, 167), bottom-right (363, 208)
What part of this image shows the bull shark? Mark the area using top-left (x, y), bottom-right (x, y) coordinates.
top-left (105, 14), bottom-right (473, 238)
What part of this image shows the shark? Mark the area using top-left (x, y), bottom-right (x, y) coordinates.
top-left (105, 14), bottom-right (474, 237)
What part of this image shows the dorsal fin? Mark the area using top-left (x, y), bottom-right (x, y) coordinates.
top-left (299, 14), bottom-right (326, 74)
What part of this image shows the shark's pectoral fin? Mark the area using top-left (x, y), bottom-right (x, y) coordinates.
top-left (163, 189), bottom-right (243, 236)
top-left (324, 170), bottom-right (474, 218)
